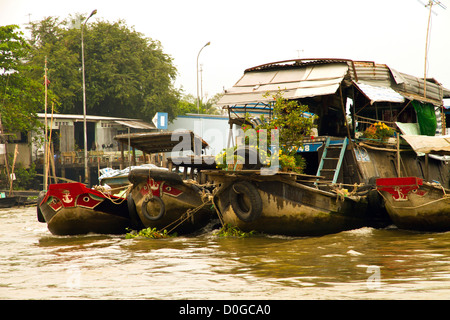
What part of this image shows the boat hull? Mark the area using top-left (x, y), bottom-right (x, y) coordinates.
top-left (377, 177), bottom-right (450, 231)
top-left (0, 196), bottom-right (20, 208)
top-left (128, 169), bottom-right (214, 234)
top-left (38, 182), bottom-right (131, 236)
top-left (214, 177), bottom-right (376, 236)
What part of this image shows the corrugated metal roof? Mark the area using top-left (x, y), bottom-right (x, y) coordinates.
top-left (219, 62), bottom-right (349, 105)
top-left (37, 113), bottom-right (156, 129)
top-left (218, 58), bottom-right (450, 107)
top-left (353, 82), bottom-right (405, 104)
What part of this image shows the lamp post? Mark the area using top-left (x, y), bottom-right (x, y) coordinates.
top-left (81, 9), bottom-right (97, 185)
top-left (196, 41), bottom-right (210, 114)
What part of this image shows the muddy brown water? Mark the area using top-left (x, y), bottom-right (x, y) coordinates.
top-left (0, 206), bottom-right (449, 299)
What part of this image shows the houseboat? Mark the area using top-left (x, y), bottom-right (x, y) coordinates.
top-left (210, 58), bottom-right (450, 235)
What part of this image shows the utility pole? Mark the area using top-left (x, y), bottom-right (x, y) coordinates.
top-left (419, 0), bottom-right (446, 98)
top-left (196, 41), bottom-right (210, 114)
top-left (81, 9), bottom-right (97, 186)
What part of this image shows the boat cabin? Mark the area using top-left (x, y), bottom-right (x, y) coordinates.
top-left (218, 58), bottom-right (450, 188)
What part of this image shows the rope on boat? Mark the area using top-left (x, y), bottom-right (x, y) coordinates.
top-left (159, 194), bottom-right (214, 234)
top-left (329, 183), bottom-right (366, 202)
top-left (92, 183), bottom-right (133, 205)
top-left (211, 185), bottom-right (227, 227)
top-left (377, 188), bottom-right (450, 210)
top-left (426, 181), bottom-right (450, 197)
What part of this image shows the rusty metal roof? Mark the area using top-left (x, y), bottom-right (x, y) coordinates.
top-left (219, 61), bottom-right (349, 105)
top-left (218, 58), bottom-right (450, 106)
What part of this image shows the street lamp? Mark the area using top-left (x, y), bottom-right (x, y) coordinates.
top-left (196, 41), bottom-right (210, 114)
top-left (81, 9), bottom-right (97, 185)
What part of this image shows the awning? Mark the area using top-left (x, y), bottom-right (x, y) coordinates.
top-left (396, 122), bottom-right (420, 135)
top-left (114, 120), bottom-right (155, 130)
top-left (353, 82), bottom-right (405, 104)
top-left (401, 134), bottom-right (450, 155)
top-left (218, 63), bottom-right (349, 106)
top-left (114, 130), bottom-right (208, 154)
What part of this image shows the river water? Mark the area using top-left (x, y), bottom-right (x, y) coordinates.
top-left (0, 206), bottom-right (449, 300)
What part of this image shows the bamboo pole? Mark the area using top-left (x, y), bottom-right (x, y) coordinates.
top-left (423, 1), bottom-right (433, 98)
top-left (397, 134), bottom-right (401, 177)
top-left (47, 102), bottom-right (55, 184)
top-left (8, 144), bottom-right (18, 196)
top-left (44, 56), bottom-right (48, 190)
top-left (339, 86), bottom-right (364, 180)
top-left (50, 144), bottom-right (57, 184)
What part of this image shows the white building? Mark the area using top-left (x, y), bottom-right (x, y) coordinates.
top-left (168, 113), bottom-right (230, 156)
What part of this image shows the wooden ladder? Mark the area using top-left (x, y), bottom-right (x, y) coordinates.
top-left (315, 137), bottom-right (348, 185)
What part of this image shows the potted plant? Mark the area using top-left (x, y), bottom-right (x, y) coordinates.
top-left (215, 90), bottom-right (316, 174)
top-left (362, 122), bottom-right (394, 142)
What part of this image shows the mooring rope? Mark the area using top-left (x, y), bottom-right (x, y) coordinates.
top-left (160, 196), bottom-right (214, 234)
top-left (377, 189), bottom-right (450, 210)
top-left (93, 183), bottom-right (133, 205)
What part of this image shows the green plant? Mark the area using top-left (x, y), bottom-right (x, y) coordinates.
top-left (279, 153), bottom-right (296, 169)
top-left (260, 90), bottom-right (317, 153)
top-left (215, 90), bottom-right (315, 173)
top-left (215, 224), bottom-right (257, 238)
top-left (125, 227), bottom-right (177, 239)
top-left (14, 163), bottom-right (39, 190)
top-left (362, 122), bottom-right (394, 140)
top-left (215, 147), bottom-right (245, 170)
top-left (258, 90), bottom-right (316, 173)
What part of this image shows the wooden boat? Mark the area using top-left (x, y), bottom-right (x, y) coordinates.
top-left (207, 170), bottom-right (384, 236)
top-left (37, 182), bottom-right (132, 235)
top-left (376, 177), bottom-right (450, 232)
top-left (113, 130), bottom-right (216, 234)
top-left (211, 58), bottom-right (450, 235)
top-left (127, 168), bottom-right (215, 234)
top-left (0, 196), bottom-right (21, 208)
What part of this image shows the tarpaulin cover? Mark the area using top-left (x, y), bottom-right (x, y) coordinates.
top-left (412, 101), bottom-right (437, 136)
top-left (401, 134), bottom-right (450, 155)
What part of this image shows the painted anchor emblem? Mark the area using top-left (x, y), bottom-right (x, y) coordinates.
top-left (62, 190), bottom-right (73, 203)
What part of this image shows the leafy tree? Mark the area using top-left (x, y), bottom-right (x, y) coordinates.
top-left (26, 16), bottom-right (180, 122)
top-left (260, 90), bottom-right (317, 154)
top-left (0, 25), bottom-right (45, 134)
top-left (177, 92), bottom-right (224, 115)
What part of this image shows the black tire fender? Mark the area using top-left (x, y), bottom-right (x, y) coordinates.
top-left (229, 181), bottom-right (262, 222)
top-left (141, 195), bottom-right (166, 221)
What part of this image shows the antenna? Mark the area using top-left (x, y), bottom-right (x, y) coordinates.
top-left (418, 0), bottom-right (446, 98)
top-left (431, 0), bottom-right (447, 9)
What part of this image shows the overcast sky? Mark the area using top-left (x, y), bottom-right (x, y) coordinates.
top-left (1, 0), bottom-right (450, 100)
